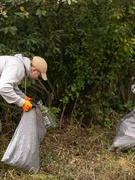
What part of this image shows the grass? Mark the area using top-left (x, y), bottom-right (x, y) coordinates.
top-left (1, 123), bottom-right (135, 180)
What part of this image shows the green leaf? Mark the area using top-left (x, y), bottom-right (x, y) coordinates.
top-left (36, 9), bottom-right (46, 17)
top-left (67, 0), bottom-right (71, 5)
top-left (0, 26), bottom-right (17, 36)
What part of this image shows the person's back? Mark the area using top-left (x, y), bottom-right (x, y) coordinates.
top-left (0, 55), bottom-right (30, 78)
top-left (0, 55), bottom-right (30, 107)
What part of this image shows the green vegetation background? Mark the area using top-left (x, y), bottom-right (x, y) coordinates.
top-left (1, 0), bottom-right (135, 125)
top-left (1, 0), bottom-right (135, 179)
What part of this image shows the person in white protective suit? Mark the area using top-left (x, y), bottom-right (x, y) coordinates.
top-left (0, 54), bottom-right (47, 112)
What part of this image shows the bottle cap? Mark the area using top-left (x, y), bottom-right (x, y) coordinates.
top-left (37, 100), bottom-right (43, 106)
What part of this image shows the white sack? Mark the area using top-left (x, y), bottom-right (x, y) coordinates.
top-left (109, 109), bottom-right (135, 152)
top-left (1, 107), bottom-right (46, 173)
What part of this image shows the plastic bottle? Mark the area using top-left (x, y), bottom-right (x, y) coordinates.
top-left (37, 100), bottom-right (57, 131)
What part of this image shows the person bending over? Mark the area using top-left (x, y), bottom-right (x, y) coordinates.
top-left (0, 54), bottom-right (47, 112)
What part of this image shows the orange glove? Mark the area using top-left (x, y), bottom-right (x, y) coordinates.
top-left (22, 100), bottom-right (32, 112)
top-left (25, 96), bottom-right (32, 101)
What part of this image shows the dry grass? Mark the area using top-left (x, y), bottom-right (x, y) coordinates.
top-left (1, 124), bottom-right (135, 180)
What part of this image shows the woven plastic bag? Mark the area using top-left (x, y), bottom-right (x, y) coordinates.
top-left (1, 107), bottom-right (46, 173)
top-left (109, 109), bottom-right (135, 152)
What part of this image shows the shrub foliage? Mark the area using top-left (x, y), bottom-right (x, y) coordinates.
top-left (0, 0), bottom-right (135, 126)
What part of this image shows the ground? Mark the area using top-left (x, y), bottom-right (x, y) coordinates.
top-left (0, 123), bottom-right (135, 180)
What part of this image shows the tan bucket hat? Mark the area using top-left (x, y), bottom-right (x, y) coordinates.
top-left (31, 56), bottom-right (47, 80)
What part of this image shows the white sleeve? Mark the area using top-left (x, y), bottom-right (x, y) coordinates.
top-left (14, 85), bottom-right (26, 99)
top-left (0, 64), bottom-right (25, 107)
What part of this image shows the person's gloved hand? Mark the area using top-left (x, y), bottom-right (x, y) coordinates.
top-left (22, 100), bottom-right (34, 112)
top-left (25, 96), bottom-right (38, 105)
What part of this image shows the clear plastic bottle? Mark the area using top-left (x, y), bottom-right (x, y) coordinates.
top-left (37, 100), bottom-right (57, 131)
